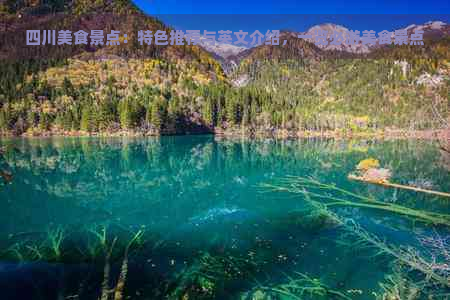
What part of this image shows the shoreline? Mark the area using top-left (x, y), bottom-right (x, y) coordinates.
top-left (215, 128), bottom-right (449, 141)
top-left (1, 128), bottom-right (448, 141)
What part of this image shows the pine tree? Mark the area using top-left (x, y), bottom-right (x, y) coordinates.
top-left (55, 113), bottom-right (64, 129)
top-left (202, 96), bottom-right (215, 126)
top-left (71, 104), bottom-right (81, 131)
top-left (80, 105), bottom-right (91, 132)
top-left (150, 100), bottom-right (162, 130)
top-left (39, 113), bottom-right (50, 131)
top-left (0, 108), bottom-right (7, 132)
top-left (26, 109), bottom-right (36, 129)
top-left (63, 111), bottom-right (73, 131)
top-left (62, 77), bottom-right (74, 96)
top-left (119, 99), bottom-right (132, 129)
top-left (226, 97), bottom-right (238, 125)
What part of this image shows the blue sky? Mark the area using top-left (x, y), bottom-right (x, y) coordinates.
top-left (132, 0), bottom-right (449, 38)
top-left (133, 0), bottom-right (450, 14)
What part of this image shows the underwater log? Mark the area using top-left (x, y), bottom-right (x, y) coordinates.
top-left (0, 170), bottom-right (13, 184)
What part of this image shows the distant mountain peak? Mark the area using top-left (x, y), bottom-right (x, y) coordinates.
top-left (200, 40), bottom-right (247, 59)
top-left (307, 23), bottom-right (350, 33)
top-left (400, 20), bottom-right (447, 32)
top-left (424, 20), bottom-right (446, 28)
top-left (303, 23), bottom-right (370, 54)
top-left (297, 21), bottom-right (449, 54)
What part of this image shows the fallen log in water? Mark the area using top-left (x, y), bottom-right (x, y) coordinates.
top-left (348, 174), bottom-right (450, 198)
top-left (261, 176), bottom-right (450, 226)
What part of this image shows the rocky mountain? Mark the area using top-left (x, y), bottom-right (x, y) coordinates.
top-left (0, 0), bottom-right (448, 137)
top-left (401, 21), bottom-right (448, 37)
top-left (214, 30), bottom-right (329, 78)
top-left (302, 23), bottom-right (371, 54)
top-left (199, 40), bottom-right (247, 75)
top-left (200, 39), bottom-right (247, 60)
top-left (0, 0), bottom-right (230, 136)
top-left (206, 21), bottom-right (449, 63)
top-left (297, 21), bottom-right (449, 54)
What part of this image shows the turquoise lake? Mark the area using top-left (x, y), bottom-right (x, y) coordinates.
top-left (0, 136), bottom-right (449, 299)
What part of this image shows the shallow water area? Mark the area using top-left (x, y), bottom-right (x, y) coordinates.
top-left (0, 135), bottom-right (449, 299)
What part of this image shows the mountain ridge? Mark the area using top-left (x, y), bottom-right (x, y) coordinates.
top-left (0, 0), bottom-right (448, 137)
top-left (202, 20), bottom-right (449, 61)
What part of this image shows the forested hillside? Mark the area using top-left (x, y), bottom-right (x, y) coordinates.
top-left (0, 0), bottom-right (448, 137)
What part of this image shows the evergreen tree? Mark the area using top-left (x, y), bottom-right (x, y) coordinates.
top-left (63, 111), bottom-right (73, 131)
top-left (39, 113), bottom-right (50, 131)
top-left (0, 108), bottom-right (8, 132)
top-left (119, 99), bottom-right (133, 129)
top-left (55, 113), bottom-right (64, 129)
top-left (80, 105), bottom-right (92, 132)
top-left (149, 99), bottom-right (168, 130)
top-left (62, 77), bottom-right (74, 96)
top-left (226, 96), bottom-right (239, 125)
top-left (202, 96), bottom-right (215, 126)
top-left (26, 109), bottom-right (36, 129)
top-left (150, 100), bottom-right (162, 130)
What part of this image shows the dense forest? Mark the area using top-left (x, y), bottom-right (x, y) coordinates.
top-left (0, 0), bottom-right (449, 137)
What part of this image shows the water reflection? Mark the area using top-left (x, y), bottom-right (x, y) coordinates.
top-left (0, 136), bottom-right (448, 299)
